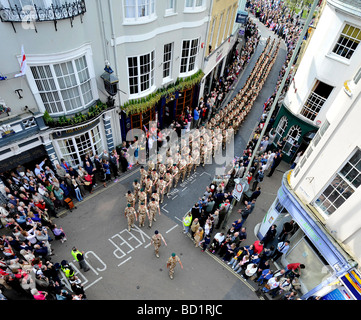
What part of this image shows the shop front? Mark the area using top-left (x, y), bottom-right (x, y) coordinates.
top-left (52, 117), bottom-right (106, 167)
top-left (256, 171), bottom-right (358, 299)
top-left (120, 85), bottom-right (200, 140)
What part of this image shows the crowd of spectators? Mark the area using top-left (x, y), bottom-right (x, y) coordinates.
top-left (0, 147), bottom-right (128, 299)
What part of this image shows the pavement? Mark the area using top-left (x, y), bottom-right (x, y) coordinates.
top-left (0, 15), bottom-right (290, 301)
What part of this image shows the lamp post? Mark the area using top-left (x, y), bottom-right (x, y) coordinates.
top-left (100, 62), bottom-right (119, 107)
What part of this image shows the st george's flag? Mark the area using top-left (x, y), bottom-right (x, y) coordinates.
top-left (15, 45), bottom-right (27, 78)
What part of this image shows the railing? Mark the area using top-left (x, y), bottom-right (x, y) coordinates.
top-left (0, 0), bottom-right (86, 23)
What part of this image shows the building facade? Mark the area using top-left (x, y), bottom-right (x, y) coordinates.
top-left (257, 0), bottom-right (361, 301)
top-left (199, 0), bottom-right (243, 98)
top-left (271, 0), bottom-right (361, 163)
top-left (0, 0), bottom-right (212, 173)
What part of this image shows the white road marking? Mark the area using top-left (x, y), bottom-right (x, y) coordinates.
top-left (118, 256), bottom-right (132, 267)
top-left (166, 224), bottom-right (178, 233)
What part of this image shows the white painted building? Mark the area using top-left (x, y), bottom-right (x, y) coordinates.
top-left (272, 0), bottom-right (361, 163)
top-left (257, 0), bottom-right (361, 300)
top-left (0, 0), bottom-right (211, 171)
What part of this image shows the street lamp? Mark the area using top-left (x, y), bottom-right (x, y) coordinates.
top-left (101, 62), bottom-right (119, 107)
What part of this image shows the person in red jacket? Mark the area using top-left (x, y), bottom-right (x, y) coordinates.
top-left (253, 240), bottom-right (264, 255)
top-left (285, 263), bottom-right (305, 277)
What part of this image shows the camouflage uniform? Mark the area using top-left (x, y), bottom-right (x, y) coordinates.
top-left (124, 206), bottom-right (136, 231)
top-left (151, 232), bottom-right (165, 258)
top-left (126, 192), bottom-right (135, 207)
top-left (148, 200), bottom-right (159, 228)
top-left (179, 158), bottom-right (187, 182)
top-left (157, 178), bottom-right (167, 204)
top-left (167, 254), bottom-right (181, 279)
top-left (138, 190), bottom-right (147, 208)
top-left (144, 178), bottom-right (153, 199)
top-left (139, 168), bottom-right (147, 188)
top-left (164, 172), bottom-right (173, 194)
top-left (133, 181), bottom-right (141, 202)
top-left (172, 165), bottom-right (180, 188)
top-left (138, 204), bottom-right (148, 228)
top-left (186, 155), bottom-right (194, 178)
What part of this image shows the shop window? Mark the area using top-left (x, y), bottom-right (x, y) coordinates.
top-left (283, 125), bottom-right (302, 156)
top-left (274, 116), bottom-right (288, 145)
top-left (57, 125), bottom-right (103, 166)
top-left (176, 87), bottom-right (193, 119)
top-left (130, 107), bottom-right (155, 130)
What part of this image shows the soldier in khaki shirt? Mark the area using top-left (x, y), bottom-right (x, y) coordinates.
top-left (157, 177), bottom-right (167, 204)
top-left (150, 169), bottom-right (158, 189)
top-left (148, 197), bottom-right (160, 228)
top-left (152, 190), bottom-right (160, 207)
top-left (139, 166), bottom-right (147, 188)
top-left (166, 253), bottom-right (183, 280)
top-left (144, 176), bottom-right (153, 199)
top-left (138, 188), bottom-right (147, 208)
top-left (186, 154), bottom-right (194, 179)
top-left (179, 157), bottom-right (187, 183)
top-left (164, 170), bottom-right (173, 194)
top-left (147, 159), bottom-right (156, 175)
top-left (125, 190), bottom-right (135, 208)
top-left (172, 164), bottom-right (180, 188)
top-left (138, 202), bottom-right (149, 228)
top-left (133, 179), bottom-right (141, 203)
top-left (124, 204), bottom-right (137, 232)
top-left (150, 230), bottom-right (167, 258)
top-left (158, 162), bottom-right (167, 179)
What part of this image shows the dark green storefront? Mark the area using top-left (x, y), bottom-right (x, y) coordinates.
top-left (271, 104), bottom-right (318, 163)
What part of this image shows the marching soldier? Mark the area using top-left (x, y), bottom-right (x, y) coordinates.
top-left (144, 175), bottom-right (153, 199)
top-left (157, 177), bottom-right (167, 204)
top-left (150, 230), bottom-right (167, 258)
top-left (151, 169), bottom-right (158, 190)
top-left (147, 158), bottom-right (156, 174)
top-left (179, 157), bottom-right (187, 182)
top-left (133, 179), bottom-right (141, 203)
top-left (139, 166), bottom-right (147, 188)
top-left (166, 253), bottom-right (183, 280)
top-left (192, 148), bottom-right (200, 174)
top-left (186, 154), bottom-right (194, 179)
top-left (164, 170), bottom-right (173, 194)
top-left (158, 162), bottom-right (167, 179)
top-left (148, 197), bottom-right (160, 228)
top-left (172, 164), bottom-right (180, 188)
top-left (138, 188), bottom-right (147, 208)
top-left (124, 204), bottom-right (137, 232)
top-left (152, 190), bottom-right (160, 207)
top-left (125, 190), bottom-right (135, 208)
top-left (166, 154), bottom-right (173, 172)
top-left (200, 142), bottom-right (207, 167)
top-left (138, 202), bottom-right (149, 228)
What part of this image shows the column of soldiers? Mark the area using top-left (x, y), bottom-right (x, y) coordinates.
top-left (122, 34), bottom-right (280, 280)
top-left (124, 37), bottom-right (280, 235)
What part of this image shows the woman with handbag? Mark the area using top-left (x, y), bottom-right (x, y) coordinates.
top-left (83, 173), bottom-right (93, 194)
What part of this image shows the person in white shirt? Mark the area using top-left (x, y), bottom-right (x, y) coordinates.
top-left (34, 158), bottom-right (47, 176)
